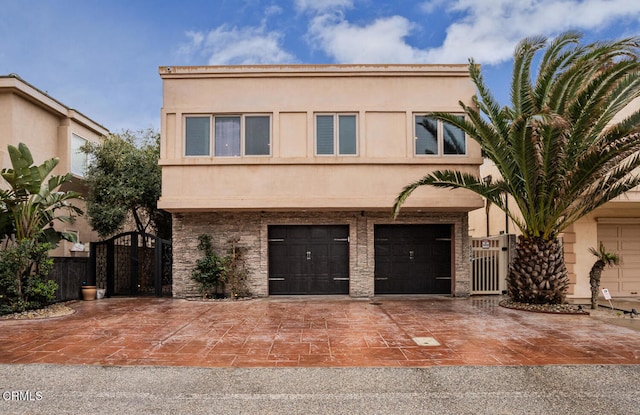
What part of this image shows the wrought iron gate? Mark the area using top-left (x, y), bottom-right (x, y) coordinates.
top-left (471, 234), bottom-right (514, 295)
top-left (89, 232), bottom-right (172, 297)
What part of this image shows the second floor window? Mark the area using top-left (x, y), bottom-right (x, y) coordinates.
top-left (316, 114), bottom-right (357, 155)
top-left (71, 134), bottom-right (88, 176)
top-left (185, 115), bottom-right (271, 157)
top-left (415, 115), bottom-right (466, 156)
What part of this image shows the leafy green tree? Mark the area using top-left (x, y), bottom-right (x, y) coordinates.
top-left (81, 129), bottom-right (171, 239)
top-left (394, 32), bottom-right (640, 304)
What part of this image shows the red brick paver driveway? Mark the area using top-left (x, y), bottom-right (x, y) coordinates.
top-left (1, 296), bottom-right (638, 367)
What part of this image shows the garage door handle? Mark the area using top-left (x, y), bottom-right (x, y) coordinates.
top-left (306, 251), bottom-right (311, 260)
top-left (375, 277), bottom-right (388, 281)
top-left (435, 276), bottom-right (451, 280)
top-left (333, 278), bottom-right (349, 281)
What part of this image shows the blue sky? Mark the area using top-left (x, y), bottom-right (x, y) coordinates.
top-left (1, 0), bottom-right (639, 133)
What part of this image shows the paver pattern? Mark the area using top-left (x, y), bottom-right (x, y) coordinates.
top-left (1, 297), bottom-right (638, 367)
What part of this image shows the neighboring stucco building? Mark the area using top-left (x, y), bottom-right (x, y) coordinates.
top-left (0, 74), bottom-right (108, 256)
top-left (159, 64), bottom-right (483, 298)
top-left (470, 98), bottom-right (640, 299)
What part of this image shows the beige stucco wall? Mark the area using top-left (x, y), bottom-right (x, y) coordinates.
top-left (0, 75), bottom-right (108, 256)
top-left (159, 65), bottom-right (484, 213)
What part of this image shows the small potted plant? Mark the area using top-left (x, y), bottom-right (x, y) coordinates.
top-left (81, 281), bottom-right (97, 301)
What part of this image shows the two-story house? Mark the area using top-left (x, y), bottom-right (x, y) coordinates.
top-left (0, 74), bottom-right (108, 256)
top-left (159, 65), bottom-right (484, 298)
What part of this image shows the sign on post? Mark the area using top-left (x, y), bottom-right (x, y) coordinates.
top-left (602, 288), bottom-right (615, 311)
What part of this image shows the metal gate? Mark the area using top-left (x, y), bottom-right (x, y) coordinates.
top-left (471, 234), bottom-right (514, 295)
top-left (89, 232), bottom-right (172, 297)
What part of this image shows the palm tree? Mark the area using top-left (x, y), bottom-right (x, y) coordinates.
top-left (393, 32), bottom-right (640, 304)
top-left (588, 244), bottom-right (619, 310)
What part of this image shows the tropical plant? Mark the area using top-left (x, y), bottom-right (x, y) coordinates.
top-left (393, 32), bottom-right (640, 304)
top-left (81, 129), bottom-right (171, 239)
top-left (0, 143), bottom-right (83, 245)
top-left (588, 243), bottom-right (619, 309)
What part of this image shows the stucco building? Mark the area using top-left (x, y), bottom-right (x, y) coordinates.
top-left (0, 74), bottom-right (108, 256)
top-left (159, 64), bottom-right (484, 298)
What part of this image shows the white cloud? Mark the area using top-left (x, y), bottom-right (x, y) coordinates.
top-left (294, 0), bottom-right (353, 13)
top-left (419, 0), bottom-right (447, 14)
top-left (309, 14), bottom-right (429, 63)
top-left (179, 24), bottom-right (295, 65)
top-left (304, 0), bottom-right (640, 66)
top-left (425, 0), bottom-right (640, 64)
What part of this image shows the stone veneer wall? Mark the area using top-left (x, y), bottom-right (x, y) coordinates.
top-left (171, 211), bottom-right (471, 298)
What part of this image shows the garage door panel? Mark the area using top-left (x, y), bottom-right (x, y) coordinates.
top-left (375, 225), bottom-right (452, 294)
top-left (269, 225), bottom-right (349, 295)
top-left (598, 223), bottom-right (640, 296)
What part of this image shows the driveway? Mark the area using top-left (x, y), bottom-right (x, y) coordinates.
top-left (2, 296), bottom-right (639, 414)
top-left (1, 296), bottom-right (638, 367)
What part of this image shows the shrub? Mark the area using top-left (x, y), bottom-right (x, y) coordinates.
top-left (190, 235), bottom-right (250, 299)
top-left (0, 239), bottom-right (57, 315)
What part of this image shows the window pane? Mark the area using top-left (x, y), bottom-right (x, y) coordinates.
top-left (245, 116), bottom-right (270, 155)
top-left (316, 115), bottom-right (334, 155)
top-left (443, 118), bottom-right (466, 155)
top-left (338, 115), bottom-right (357, 155)
top-left (71, 134), bottom-right (87, 176)
top-left (215, 116), bottom-right (241, 156)
top-left (185, 117), bottom-right (210, 156)
top-left (415, 116), bottom-right (437, 155)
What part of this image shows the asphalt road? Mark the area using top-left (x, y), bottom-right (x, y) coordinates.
top-left (2, 364), bottom-right (639, 414)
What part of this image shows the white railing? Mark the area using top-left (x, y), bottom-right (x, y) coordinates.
top-left (471, 234), bottom-right (513, 295)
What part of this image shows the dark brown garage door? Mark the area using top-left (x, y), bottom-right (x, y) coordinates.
top-left (268, 225), bottom-right (349, 295)
top-left (375, 224), bottom-right (452, 294)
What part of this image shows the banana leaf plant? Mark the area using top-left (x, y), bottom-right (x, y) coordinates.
top-left (0, 143), bottom-right (83, 246)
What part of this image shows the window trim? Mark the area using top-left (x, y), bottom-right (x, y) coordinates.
top-left (184, 114), bottom-right (272, 157)
top-left (414, 114), bottom-right (467, 157)
top-left (314, 113), bottom-right (358, 156)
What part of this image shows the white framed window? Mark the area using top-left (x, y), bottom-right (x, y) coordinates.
top-left (71, 134), bottom-right (88, 176)
top-left (185, 115), bottom-right (271, 157)
top-left (414, 115), bottom-right (466, 156)
top-left (315, 114), bottom-right (357, 156)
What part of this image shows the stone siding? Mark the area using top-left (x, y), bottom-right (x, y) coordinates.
top-left (172, 211), bottom-right (471, 298)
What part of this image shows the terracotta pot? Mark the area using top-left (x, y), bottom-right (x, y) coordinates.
top-left (82, 285), bottom-right (97, 301)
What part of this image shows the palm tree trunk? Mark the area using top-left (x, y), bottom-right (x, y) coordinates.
top-left (589, 261), bottom-right (605, 310)
top-left (506, 235), bottom-right (569, 304)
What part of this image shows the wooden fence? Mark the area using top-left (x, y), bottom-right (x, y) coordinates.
top-left (48, 257), bottom-right (90, 301)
